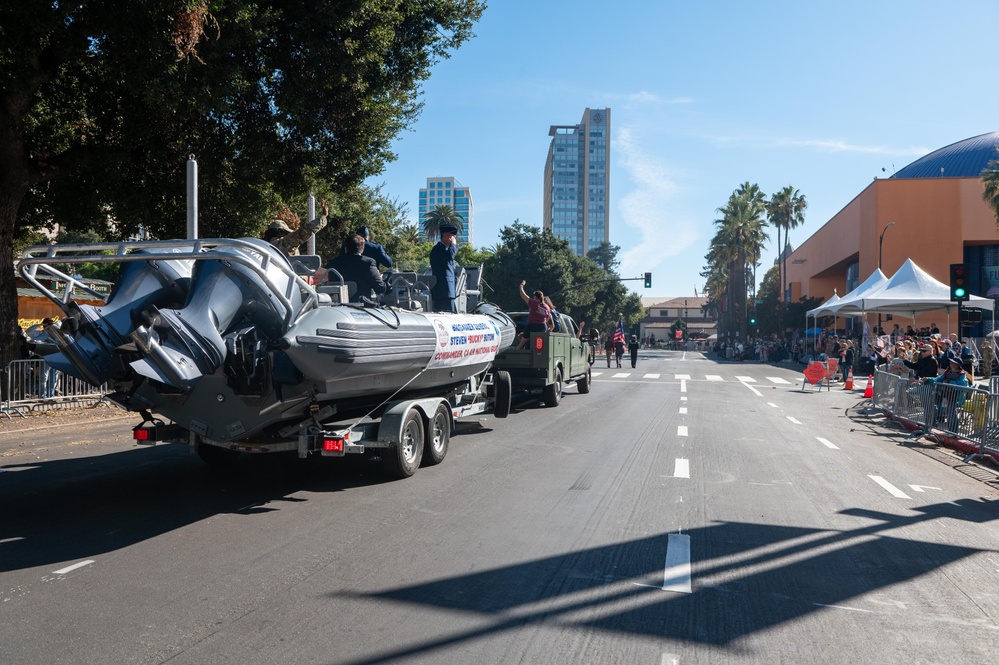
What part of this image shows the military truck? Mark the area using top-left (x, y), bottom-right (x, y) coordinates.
top-left (491, 311), bottom-right (593, 407)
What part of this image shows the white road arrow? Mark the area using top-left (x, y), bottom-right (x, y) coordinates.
top-left (908, 484), bottom-right (942, 492)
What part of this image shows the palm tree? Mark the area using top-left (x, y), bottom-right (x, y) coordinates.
top-left (766, 185), bottom-right (807, 331)
top-left (422, 204), bottom-right (465, 240)
top-left (982, 152), bottom-right (999, 223)
top-left (713, 189), bottom-right (769, 341)
top-left (399, 223), bottom-right (423, 245)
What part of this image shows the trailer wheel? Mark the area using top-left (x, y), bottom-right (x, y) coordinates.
top-left (197, 442), bottom-right (240, 467)
top-left (543, 367), bottom-right (563, 407)
top-left (493, 370), bottom-right (512, 419)
top-left (383, 410), bottom-right (424, 478)
top-left (577, 366), bottom-right (591, 394)
top-left (423, 402), bottom-right (451, 466)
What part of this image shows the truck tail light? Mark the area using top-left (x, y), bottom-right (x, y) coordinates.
top-left (322, 432), bottom-right (347, 454)
top-left (133, 427), bottom-right (152, 442)
top-left (535, 336), bottom-right (544, 351)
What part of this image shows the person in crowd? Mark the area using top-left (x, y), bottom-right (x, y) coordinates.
top-left (628, 334), bottom-right (640, 368)
top-left (923, 356), bottom-right (970, 430)
top-left (603, 333), bottom-right (614, 368)
top-left (982, 340), bottom-right (994, 381)
top-left (904, 343), bottom-right (940, 379)
top-left (342, 225), bottom-right (393, 270)
top-left (516, 280), bottom-right (551, 349)
top-left (843, 340), bottom-right (855, 376)
top-left (325, 234), bottom-right (387, 303)
top-left (430, 224), bottom-right (459, 312)
top-left (37, 318), bottom-right (60, 398)
top-left (264, 199), bottom-right (329, 256)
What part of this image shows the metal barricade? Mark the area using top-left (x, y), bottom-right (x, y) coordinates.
top-left (871, 369), bottom-right (899, 413)
top-left (896, 379), bottom-right (936, 438)
top-left (2, 358), bottom-right (108, 417)
top-left (924, 381), bottom-right (989, 442)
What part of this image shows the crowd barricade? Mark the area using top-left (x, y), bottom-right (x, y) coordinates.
top-left (2, 358), bottom-right (109, 418)
top-left (864, 368), bottom-right (999, 464)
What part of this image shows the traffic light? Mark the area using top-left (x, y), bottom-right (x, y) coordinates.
top-left (644, 272), bottom-right (652, 288)
top-left (748, 309), bottom-right (758, 326)
top-left (950, 263), bottom-right (969, 302)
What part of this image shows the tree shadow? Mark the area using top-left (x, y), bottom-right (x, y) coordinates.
top-left (329, 498), bottom-right (999, 664)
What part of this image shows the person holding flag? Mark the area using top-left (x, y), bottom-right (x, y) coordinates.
top-left (613, 320), bottom-right (626, 368)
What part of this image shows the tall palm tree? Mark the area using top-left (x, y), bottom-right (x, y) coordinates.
top-left (713, 189), bottom-right (769, 341)
top-left (982, 153), bottom-right (999, 223)
top-left (422, 204), bottom-right (465, 240)
top-left (766, 185), bottom-right (807, 331)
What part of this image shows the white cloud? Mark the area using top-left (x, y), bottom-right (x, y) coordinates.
top-left (706, 133), bottom-right (928, 157)
top-left (613, 126), bottom-right (699, 278)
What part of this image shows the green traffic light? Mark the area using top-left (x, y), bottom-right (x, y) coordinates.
top-left (955, 288), bottom-right (966, 297)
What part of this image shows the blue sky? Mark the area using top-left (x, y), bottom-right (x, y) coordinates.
top-left (367, 1), bottom-right (999, 298)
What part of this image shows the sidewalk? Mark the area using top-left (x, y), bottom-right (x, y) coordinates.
top-left (0, 403), bottom-right (131, 435)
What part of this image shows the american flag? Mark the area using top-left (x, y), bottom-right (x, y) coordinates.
top-left (613, 320), bottom-right (626, 345)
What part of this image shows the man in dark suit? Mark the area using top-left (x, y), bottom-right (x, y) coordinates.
top-left (326, 235), bottom-right (387, 303)
top-left (430, 224), bottom-right (458, 312)
top-left (341, 226), bottom-right (393, 270)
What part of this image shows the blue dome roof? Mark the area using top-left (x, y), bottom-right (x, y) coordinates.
top-left (892, 131), bottom-right (999, 179)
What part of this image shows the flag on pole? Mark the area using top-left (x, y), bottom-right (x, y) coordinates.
top-left (694, 288), bottom-right (699, 297)
top-left (613, 320), bottom-right (626, 345)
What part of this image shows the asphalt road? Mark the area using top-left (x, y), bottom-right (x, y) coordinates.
top-left (2, 349), bottom-right (999, 664)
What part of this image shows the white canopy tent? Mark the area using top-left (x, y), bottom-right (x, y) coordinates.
top-left (860, 258), bottom-right (994, 315)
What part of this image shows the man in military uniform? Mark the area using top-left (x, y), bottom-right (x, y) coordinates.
top-left (263, 198), bottom-right (329, 256)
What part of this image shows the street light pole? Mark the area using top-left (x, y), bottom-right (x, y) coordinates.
top-left (877, 221), bottom-right (895, 339)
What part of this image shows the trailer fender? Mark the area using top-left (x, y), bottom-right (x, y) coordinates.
top-left (377, 398), bottom-right (451, 447)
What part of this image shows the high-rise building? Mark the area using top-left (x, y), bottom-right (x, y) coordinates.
top-left (419, 177), bottom-right (473, 246)
top-left (543, 107), bottom-right (610, 256)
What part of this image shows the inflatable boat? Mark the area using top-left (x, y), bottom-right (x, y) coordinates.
top-left (18, 238), bottom-right (515, 444)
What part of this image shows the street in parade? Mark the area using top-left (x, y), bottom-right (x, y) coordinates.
top-left (4, 3), bottom-right (999, 665)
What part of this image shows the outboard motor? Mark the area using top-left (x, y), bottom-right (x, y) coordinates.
top-left (42, 248), bottom-right (196, 386)
top-left (129, 239), bottom-right (306, 390)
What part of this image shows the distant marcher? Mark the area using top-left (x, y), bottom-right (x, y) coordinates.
top-left (430, 224), bottom-right (459, 312)
top-left (982, 340), bottom-right (994, 380)
top-left (604, 335), bottom-right (614, 368)
top-left (614, 336), bottom-right (625, 368)
top-left (628, 335), bottom-right (640, 368)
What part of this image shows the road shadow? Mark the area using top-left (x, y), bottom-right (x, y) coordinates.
top-left (328, 498), bottom-right (999, 664)
top-left (0, 443), bottom-right (410, 573)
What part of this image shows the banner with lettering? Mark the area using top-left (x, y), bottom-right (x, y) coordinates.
top-left (425, 314), bottom-right (503, 369)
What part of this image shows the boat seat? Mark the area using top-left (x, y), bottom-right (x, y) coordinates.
top-left (290, 255), bottom-right (322, 276)
top-left (416, 275), bottom-right (436, 290)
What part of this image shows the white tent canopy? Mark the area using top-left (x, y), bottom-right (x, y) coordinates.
top-left (825, 268), bottom-right (889, 315)
top-left (861, 258), bottom-right (994, 315)
top-left (806, 292), bottom-right (842, 317)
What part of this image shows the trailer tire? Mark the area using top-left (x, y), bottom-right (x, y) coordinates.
top-left (197, 443), bottom-right (240, 467)
top-left (493, 370), bottom-right (512, 419)
top-left (422, 402), bottom-right (450, 466)
top-left (543, 367), bottom-right (563, 407)
top-left (383, 410), bottom-right (424, 478)
top-left (577, 366), bottom-right (591, 394)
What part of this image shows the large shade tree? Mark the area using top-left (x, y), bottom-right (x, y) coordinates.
top-left (0, 0), bottom-right (485, 365)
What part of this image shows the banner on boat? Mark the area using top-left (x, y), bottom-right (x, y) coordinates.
top-left (426, 314), bottom-right (503, 369)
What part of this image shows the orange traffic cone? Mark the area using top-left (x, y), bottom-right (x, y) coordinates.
top-left (863, 374), bottom-right (874, 398)
top-left (844, 367), bottom-right (854, 390)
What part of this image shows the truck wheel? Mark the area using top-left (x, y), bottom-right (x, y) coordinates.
top-left (577, 366), bottom-right (591, 394)
top-left (383, 410), bottom-right (424, 478)
top-left (543, 367), bottom-right (563, 407)
top-left (197, 442), bottom-right (240, 467)
top-left (423, 402), bottom-right (450, 466)
top-left (493, 370), bottom-right (512, 419)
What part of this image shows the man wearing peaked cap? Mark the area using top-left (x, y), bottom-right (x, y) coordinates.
top-left (430, 224), bottom-right (459, 312)
top-left (340, 225), bottom-right (393, 269)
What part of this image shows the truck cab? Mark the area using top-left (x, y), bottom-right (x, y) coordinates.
top-left (491, 311), bottom-right (593, 407)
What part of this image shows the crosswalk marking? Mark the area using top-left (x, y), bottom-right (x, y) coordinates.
top-left (589, 372), bottom-right (802, 384)
top-left (675, 374), bottom-right (690, 380)
top-left (591, 371), bottom-right (603, 377)
top-left (705, 375), bottom-right (723, 381)
top-left (736, 376), bottom-right (755, 383)
top-left (816, 437), bottom-right (839, 449)
top-left (767, 377), bottom-right (791, 384)
top-left (644, 373), bottom-right (661, 379)
top-left (677, 425), bottom-right (688, 436)
top-left (787, 416), bottom-right (802, 424)
top-left (679, 407), bottom-right (687, 414)
top-left (673, 458), bottom-right (690, 478)
top-left (612, 372), bottom-right (630, 378)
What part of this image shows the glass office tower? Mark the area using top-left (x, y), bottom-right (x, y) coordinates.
top-left (543, 107), bottom-right (610, 256)
top-left (419, 177), bottom-right (473, 246)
